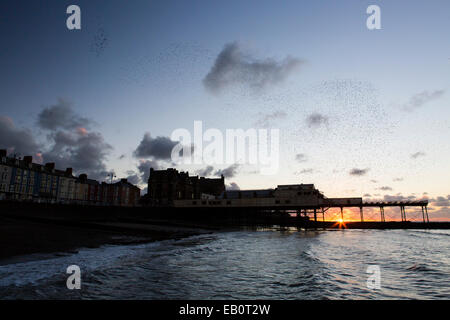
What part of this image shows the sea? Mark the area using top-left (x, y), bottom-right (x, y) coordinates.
top-left (0, 228), bottom-right (449, 299)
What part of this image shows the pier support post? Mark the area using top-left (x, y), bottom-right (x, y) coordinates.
top-left (314, 208), bottom-right (317, 222)
top-left (425, 206), bottom-right (429, 223)
top-left (360, 207), bottom-right (364, 222)
top-left (421, 206), bottom-right (426, 223)
top-left (400, 206), bottom-right (405, 222)
top-left (340, 207), bottom-right (344, 221)
top-left (380, 206), bottom-right (385, 222)
top-left (322, 208), bottom-right (325, 222)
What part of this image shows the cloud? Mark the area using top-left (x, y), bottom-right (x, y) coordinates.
top-left (125, 172), bottom-right (140, 185)
top-left (37, 99), bottom-right (94, 131)
top-left (383, 194), bottom-right (417, 202)
top-left (393, 177), bottom-right (404, 182)
top-left (196, 165), bottom-right (215, 177)
top-left (363, 194), bottom-right (372, 197)
top-left (379, 186), bottom-right (393, 191)
top-left (0, 116), bottom-right (41, 157)
top-left (402, 90), bottom-right (445, 112)
top-left (203, 42), bottom-right (302, 93)
top-left (226, 182), bottom-right (240, 191)
top-left (134, 133), bottom-right (178, 160)
top-left (349, 168), bottom-right (369, 176)
top-left (411, 151), bottom-right (426, 159)
top-left (306, 113), bottom-right (328, 128)
top-left (214, 164), bottom-right (239, 178)
top-left (370, 180), bottom-right (378, 183)
top-left (254, 110), bottom-right (287, 127)
top-left (137, 159), bottom-right (160, 184)
top-left (42, 130), bottom-right (113, 180)
top-left (430, 196), bottom-right (450, 207)
top-left (295, 153), bottom-right (307, 162)
top-left (34, 100), bottom-right (113, 180)
top-left (297, 168), bottom-right (314, 174)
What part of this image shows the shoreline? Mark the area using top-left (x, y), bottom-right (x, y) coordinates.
top-left (1, 202), bottom-right (449, 265)
top-left (0, 215), bottom-right (215, 266)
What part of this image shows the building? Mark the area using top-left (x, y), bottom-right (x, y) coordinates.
top-left (173, 183), bottom-right (336, 208)
top-left (147, 168), bottom-right (225, 205)
top-left (0, 149), bottom-right (141, 206)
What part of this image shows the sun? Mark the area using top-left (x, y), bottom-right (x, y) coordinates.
top-left (332, 218), bottom-right (347, 229)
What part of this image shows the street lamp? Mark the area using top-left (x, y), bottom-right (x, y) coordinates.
top-left (107, 172), bottom-right (116, 184)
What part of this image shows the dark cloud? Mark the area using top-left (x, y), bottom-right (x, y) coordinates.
top-left (214, 164), bottom-right (239, 178)
top-left (383, 194), bottom-right (416, 202)
top-left (254, 110), bottom-right (287, 127)
top-left (196, 165), bottom-right (215, 177)
top-left (203, 42), bottom-right (302, 93)
top-left (402, 90), bottom-right (445, 112)
top-left (34, 100), bottom-right (113, 180)
top-left (43, 130), bottom-right (112, 180)
top-left (118, 154), bottom-right (126, 160)
top-left (295, 153), bottom-right (307, 162)
top-left (138, 159), bottom-right (160, 184)
top-left (37, 99), bottom-right (94, 131)
top-left (306, 113), bottom-right (328, 128)
top-left (411, 151), bottom-right (426, 159)
top-left (363, 194), bottom-right (372, 197)
top-left (226, 182), bottom-right (240, 191)
top-left (0, 116), bottom-right (41, 157)
top-left (430, 196), bottom-right (450, 207)
top-left (125, 172), bottom-right (140, 185)
top-left (349, 168), bottom-right (369, 176)
top-left (134, 133), bottom-right (178, 160)
top-left (379, 186), bottom-right (393, 191)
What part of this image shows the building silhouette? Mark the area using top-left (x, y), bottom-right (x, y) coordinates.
top-left (147, 168), bottom-right (225, 205)
top-left (0, 149), bottom-right (140, 206)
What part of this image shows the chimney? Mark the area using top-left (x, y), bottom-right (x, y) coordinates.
top-left (121, 178), bottom-right (127, 183)
top-left (45, 162), bottom-right (55, 170)
top-left (79, 174), bottom-right (87, 181)
top-left (65, 168), bottom-right (73, 176)
top-left (23, 156), bottom-right (33, 164)
top-left (0, 149), bottom-right (6, 158)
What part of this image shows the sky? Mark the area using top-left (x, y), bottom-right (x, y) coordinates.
top-left (0, 0), bottom-right (449, 220)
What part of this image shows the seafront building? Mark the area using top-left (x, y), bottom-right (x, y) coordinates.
top-left (147, 168), bottom-right (225, 205)
top-left (1, 151), bottom-right (430, 222)
top-left (0, 149), bottom-right (140, 206)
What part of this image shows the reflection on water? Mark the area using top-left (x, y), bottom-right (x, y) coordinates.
top-left (0, 229), bottom-right (449, 299)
